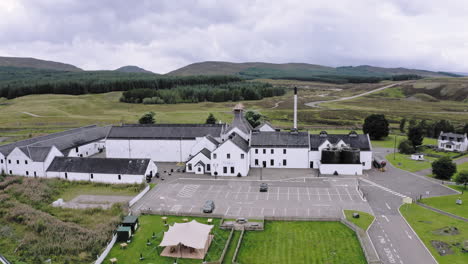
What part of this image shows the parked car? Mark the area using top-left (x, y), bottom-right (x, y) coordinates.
top-left (260, 183), bottom-right (268, 192)
top-left (236, 218), bottom-right (248, 224)
top-left (202, 200), bottom-right (215, 213)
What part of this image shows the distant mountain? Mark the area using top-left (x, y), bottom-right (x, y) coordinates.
top-left (115, 65), bottom-right (155, 74)
top-left (0, 56), bottom-right (82, 71)
top-left (168, 61), bottom-right (457, 79)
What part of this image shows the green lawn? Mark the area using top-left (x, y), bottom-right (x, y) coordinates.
top-left (400, 204), bottom-right (468, 264)
top-left (386, 153), bottom-right (437, 172)
top-left (422, 185), bottom-right (467, 219)
top-left (105, 215), bottom-right (231, 264)
top-left (420, 147), bottom-right (465, 159)
top-left (222, 230), bottom-right (241, 264)
top-left (54, 181), bottom-right (144, 201)
top-left (344, 210), bottom-right (375, 231)
top-left (372, 135), bottom-right (437, 149)
top-left (236, 221), bottom-right (366, 264)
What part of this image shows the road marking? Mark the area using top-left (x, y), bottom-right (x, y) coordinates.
top-left (261, 208), bottom-right (264, 215)
top-left (360, 178), bottom-right (408, 198)
top-left (246, 186), bottom-right (251, 200)
top-left (404, 230), bottom-right (413, 240)
top-left (176, 184), bottom-right (200, 198)
top-left (297, 188), bottom-right (300, 201)
top-left (225, 207), bottom-right (230, 215)
top-left (287, 187), bottom-right (290, 200)
top-left (327, 189), bottom-right (331, 201)
top-left (381, 215), bottom-right (390, 222)
top-left (385, 203), bottom-right (391, 210)
top-left (277, 187), bottom-right (280, 200)
top-left (306, 187), bottom-right (311, 200)
top-left (345, 187), bottom-right (353, 201)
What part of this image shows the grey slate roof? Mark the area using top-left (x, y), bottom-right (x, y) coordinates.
top-left (310, 133), bottom-right (371, 151)
top-left (226, 110), bottom-right (253, 135)
top-left (230, 134), bottom-right (250, 152)
top-left (19, 146), bottom-right (53, 162)
top-left (251, 131), bottom-right (309, 148)
top-left (187, 148), bottom-right (211, 162)
top-left (439, 132), bottom-right (466, 140)
top-left (0, 125), bottom-right (97, 156)
top-left (205, 135), bottom-right (219, 145)
top-left (122, 215), bottom-right (138, 224)
top-left (107, 124), bottom-right (224, 139)
top-left (195, 161), bottom-right (205, 167)
top-left (47, 157), bottom-right (151, 175)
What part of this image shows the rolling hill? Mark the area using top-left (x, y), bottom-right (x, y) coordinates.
top-left (115, 65), bottom-right (155, 74)
top-left (0, 56), bottom-right (82, 71)
top-left (168, 61), bottom-right (458, 79)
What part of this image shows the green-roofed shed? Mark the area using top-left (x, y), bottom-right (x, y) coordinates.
top-left (116, 226), bottom-right (132, 242)
top-left (122, 215), bottom-right (139, 232)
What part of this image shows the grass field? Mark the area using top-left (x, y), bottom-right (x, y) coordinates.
top-left (400, 204), bottom-right (468, 264)
top-left (386, 153), bottom-right (437, 172)
top-left (371, 135), bottom-right (438, 149)
top-left (344, 210), bottom-right (375, 231)
top-left (105, 215), bottom-right (230, 264)
top-left (421, 185), bottom-right (467, 219)
top-left (236, 221), bottom-right (366, 264)
top-left (222, 230), bottom-right (241, 264)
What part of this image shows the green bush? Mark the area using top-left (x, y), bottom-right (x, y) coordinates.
top-left (431, 156), bottom-right (457, 180)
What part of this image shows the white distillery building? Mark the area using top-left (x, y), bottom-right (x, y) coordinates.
top-left (47, 157), bottom-right (156, 184)
top-left (438, 132), bottom-right (467, 152)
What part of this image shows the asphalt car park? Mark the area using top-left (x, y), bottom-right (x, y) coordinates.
top-left (133, 177), bottom-right (371, 218)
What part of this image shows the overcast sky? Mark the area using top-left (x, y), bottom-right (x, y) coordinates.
top-left (1, 0), bottom-right (467, 73)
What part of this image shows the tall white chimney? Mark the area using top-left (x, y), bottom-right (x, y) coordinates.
top-left (293, 87), bottom-right (298, 130)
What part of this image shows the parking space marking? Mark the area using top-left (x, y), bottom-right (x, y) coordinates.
top-left (327, 189), bottom-right (331, 201)
top-left (345, 187), bottom-right (354, 201)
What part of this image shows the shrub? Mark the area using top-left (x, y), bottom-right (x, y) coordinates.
top-left (431, 156), bottom-right (457, 180)
top-left (398, 140), bottom-right (415, 154)
top-left (362, 114), bottom-right (389, 140)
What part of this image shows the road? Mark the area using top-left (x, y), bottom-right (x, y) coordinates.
top-left (305, 82), bottom-right (407, 108)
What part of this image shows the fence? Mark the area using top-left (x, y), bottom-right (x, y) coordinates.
top-left (340, 219), bottom-right (382, 264)
top-left (94, 234), bottom-right (117, 264)
top-left (204, 228), bottom-right (235, 264)
top-left (129, 185), bottom-right (150, 207)
top-left (231, 228), bottom-right (245, 264)
top-left (139, 208), bottom-right (224, 219)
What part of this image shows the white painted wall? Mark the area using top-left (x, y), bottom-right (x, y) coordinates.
top-left (5, 147), bottom-right (63, 177)
top-left (438, 138), bottom-right (468, 152)
top-left (211, 140), bottom-right (249, 176)
top-left (250, 147), bottom-right (309, 168)
top-left (259, 124), bottom-right (275, 132)
top-left (67, 140), bottom-right (105, 157)
top-left (308, 150), bottom-right (321, 169)
top-left (106, 139), bottom-right (197, 162)
top-left (319, 164), bottom-right (363, 175)
top-left (186, 152), bottom-right (211, 173)
top-left (194, 163), bottom-right (205, 174)
top-left (360, 151), bottom-right (372, 170)
top-left (0, 153), bottom-right (5, 174)
top-left (190, 137), bottom-right (217, 156)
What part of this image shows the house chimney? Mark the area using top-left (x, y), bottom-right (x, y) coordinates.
top-left (293, 87), bottom-right (298, 129)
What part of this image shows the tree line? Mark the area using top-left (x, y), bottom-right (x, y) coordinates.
top-left (120, 82), bottom-right (286, 104)
top-left (246, 74), bottom-right (422, 84)
top-left (0, 67), bottom-right (242, 99)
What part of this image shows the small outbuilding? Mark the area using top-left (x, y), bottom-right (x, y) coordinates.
top-left (116, 226), bottom-right (132, 242)
top-left (122, 215), bottom-right (139, 232)
top-left (411, 153), bottom-right (424, 161)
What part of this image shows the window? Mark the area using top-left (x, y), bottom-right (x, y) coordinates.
top-left (91, 174), bottom-right (94, 179)
top-left (283, 159), bottom-right (287, 166)
top-left (271, 149), bottom-right (274, 154)
top-left (16, 160), bottom-right (19, 164)
top-left (255, 159), bottom-right (259, 165)
top-left (362, 162), bottom-right (365, 166)
top-left (9, 170), bottom-right (12, 175)
top-left (26, 171), bottom-right (29, 176)
top-left (223, 167), bottom-right (227, 174)
top-left (0, 159), bottom-right (3, 164)
top-left (227, 153), bottom-right (231, 159)
top-left (263, 149), bottom-right (266, 154)
top-left (283, 149), bottom-right (286, 154)
top-left (75, 147), bottom-right (79, 153)
top-left (118, 175), bottom-right (121, 180)
top-left (213, 154), bottom-right (217, 159)
top-left (270, 159), bottom-right (274, 166)
top-left (34, 171), bottom-right (37, 177)
top-left (230, 167), bottom-right (235, 174)
top-left (207, 164), bottom-right (211, 171)
top-left (8, 160), bottom-right (11, 164)
top-left (255, 149), bottom-right (258, 154)
top-left (198, 167), bottom-right (201, 172)
top-left (25, 160), bottom-right (28, 165)
top-left (241, 154), bottom-right (245, 159)
top-left (65, 173), bottom-right (68, 179)
top-left (188, 164), bottom-right (192, 171)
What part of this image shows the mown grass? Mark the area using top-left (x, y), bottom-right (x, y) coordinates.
top-left (236, 221), bottom-right (366, 264)
top-left (105, 215), bottom-right (230, 264)
top-left (400, 204), bottom-right (468, 264)
top-left (57, 183), bottom-right (142, 201)
top-left (421, 185), bottom-right (467, 219)
top-left (344, 210), bottom-right (375, 231)
top-left (222, 230), bottom-right (241, 264)
top-left (371, 135), bottom-right (437, 149)
top-left (386, 153), bottom-right (436, 172)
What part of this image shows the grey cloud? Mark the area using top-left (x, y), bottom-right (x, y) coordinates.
top-left (0, 0), bottom-right (467, 73)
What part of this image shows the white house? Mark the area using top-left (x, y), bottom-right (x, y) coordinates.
top-left (0, 125), bottom-right (110, 177)
top-left (105, 124), bottom-right (225, 162)
top-left (211, 134), bottom-right (250, 176)
top-left (309, 131), bottom-right (372, 175)
top-left (438, 132), bottom-right (467, 152)
top-left (250, 131), bottom-right (310, 168)
top-left (186, 148), bottom-right (212, 174)
top-left (46, 157), bottom-right (157, 184)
